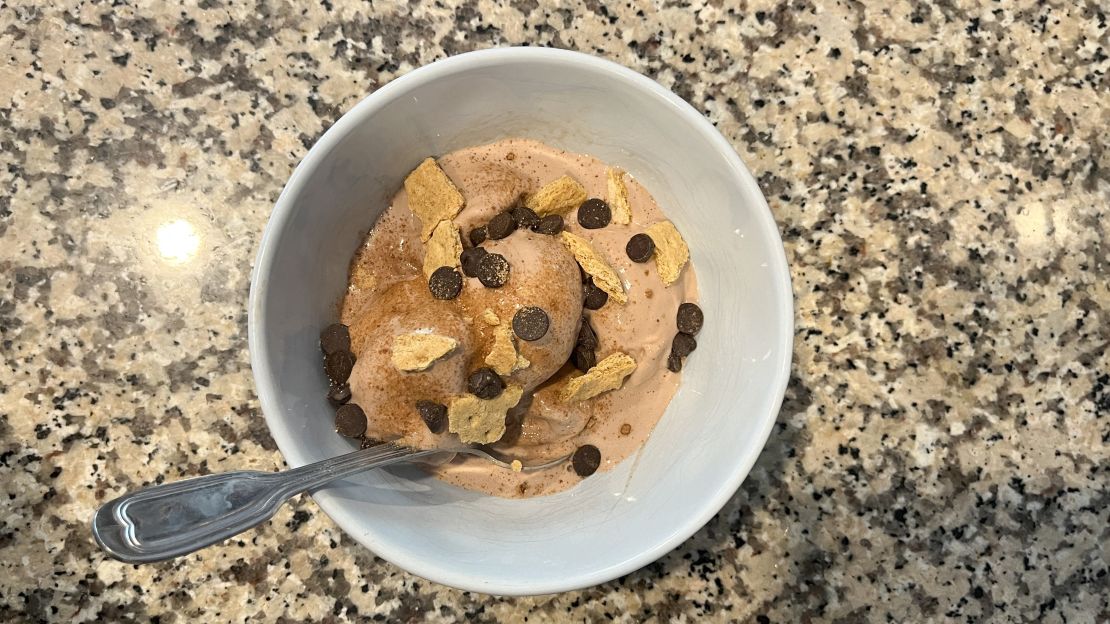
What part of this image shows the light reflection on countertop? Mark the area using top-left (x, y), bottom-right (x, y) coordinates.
top-left (154, 219), bottom-right (201, 265)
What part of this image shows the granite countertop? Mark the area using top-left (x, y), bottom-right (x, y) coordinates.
top-left (2, 0), bottom-right (1107, 621)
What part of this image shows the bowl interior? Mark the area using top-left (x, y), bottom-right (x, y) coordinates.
top-left (249, 49), bottom-right (792, 595)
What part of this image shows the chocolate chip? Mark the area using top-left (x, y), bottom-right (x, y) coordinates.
top-left (359, 436), bottom-right (381, 449)
top-left (428, 266), bottom-right (463, 299)
top-left (577, 317), bottom-right (598, 349)
top-left (460, 247), bottom-right (487, 278)
top-left (676, 302), bottom-right (704, 334)
top-left (415, 400), bottom-right (448, 434)
top-left (572, 321), bottom-right (598, 369)
top-left (469, 226), bottom-right (487, 246)
top-left (319, 323), bottom-right (351, 355)
top-left (486, 211), bottom-right (517, 240)
top-left (533, 214), bottom-right (563, 235)
top-left (672, 332), bottom-right (697, 357)
top-left (477, 253), bottom-right (510, 288)
top-left (666, 352), bottom-right (683, 372)
top-left (512, 306), bottom-right (549, 341)
top-left (324, 350), bottom-right (356, 384)
top-left (467, 367), bottom-right (504, 399)
top-left (577, 198), bottom-right (611, 229)
top-left (583, 279), bottom-right (608, 310)
top-left (625, 233), bottom-right (655, 263)
top-left (335, 404), bottom-right (367, 438)
top-left (572, 444), bottom-right (602, 477)
top-left (327, 383), bottom-right (352, 407)
top-left (511, 206), bottom-right (540, 230)
top-left (571, 345), bottom-right (597, 372)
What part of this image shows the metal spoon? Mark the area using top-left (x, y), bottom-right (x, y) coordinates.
top-left (91, 441), bottom-right (568, 563)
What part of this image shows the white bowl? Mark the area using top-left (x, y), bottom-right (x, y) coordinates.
top-left (248, 48), bottom-right (793, 595)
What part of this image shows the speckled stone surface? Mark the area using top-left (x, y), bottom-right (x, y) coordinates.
top-left (2, 0), bottom-right (1107, 621)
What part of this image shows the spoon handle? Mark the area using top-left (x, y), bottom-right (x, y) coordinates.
top-left (91, 442), bottom-right (432, 563)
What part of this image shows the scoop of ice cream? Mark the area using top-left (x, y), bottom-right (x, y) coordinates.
top-left (346, 279), bottom-right (472, 448)
top-left (558, 225), bottom-right (689, 395)
top-left (346, 231), bottom-right (583, 449)
top-left (439, 161), bottom-right (531, 233)
top-left (460, 231), bottom-right (584, 392)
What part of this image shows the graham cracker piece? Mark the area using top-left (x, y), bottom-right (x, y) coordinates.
top-left (645, 220), bottom-right (690, 286)
top-left (404, 157), bottom-right (465, 241)
top-left (559, 232), bottom-right (627, 304)
top-left (559, 352), bottom-right (636, 403)
top-left (606, 168), bottom-right (633, 225)
top-left (525, 175), bottom-right (587, 216)
top-left (422, 220), bottom-right (463, 279)
top-left (448, 385), bottom-right (524, 444)
top-left (484, 324), bottom-right (530, 376)
top-left (391, 333), bottom-right (458, 372)
top-left (479, 309), bottom-right (501, 326)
